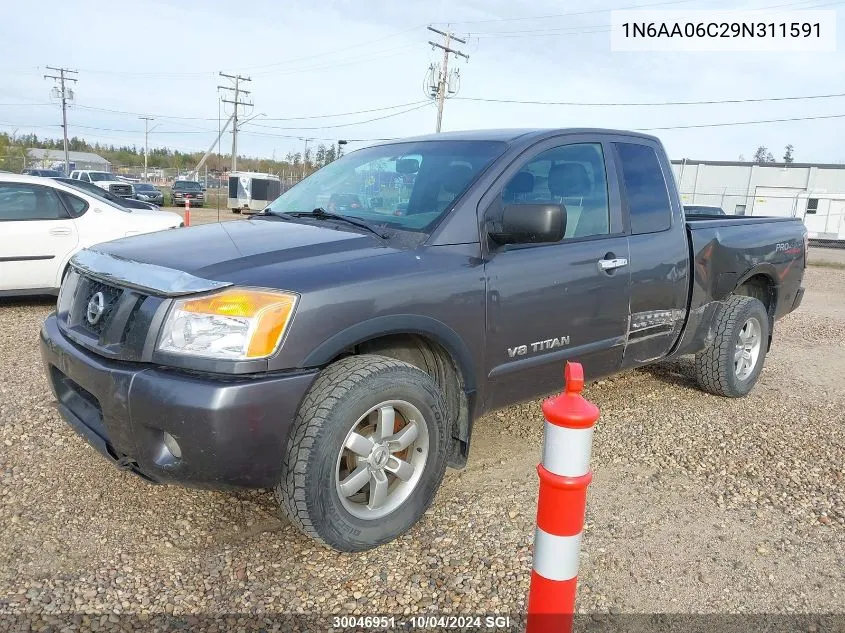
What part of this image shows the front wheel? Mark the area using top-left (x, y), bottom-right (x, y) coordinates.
top-left (694, 295), bottom-right (770, 397)
top-left (276, 354), bottom-right (449, 551)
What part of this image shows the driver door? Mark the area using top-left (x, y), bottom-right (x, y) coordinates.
top-left (482, 138), bottom-right (631, 409)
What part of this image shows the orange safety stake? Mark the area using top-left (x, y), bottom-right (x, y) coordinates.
top-left (527, 361), bottom-right (599, 633)
top-left (184, 198), bottom-right (191, 227)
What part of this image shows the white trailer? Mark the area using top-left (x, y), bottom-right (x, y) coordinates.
top-left (228, 172), bottom-right (282, 214)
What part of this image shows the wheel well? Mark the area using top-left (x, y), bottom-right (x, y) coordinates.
top-left (735, 274), bottom-right (776, 318)
top-left (331, 334), bottom-right (470, 468)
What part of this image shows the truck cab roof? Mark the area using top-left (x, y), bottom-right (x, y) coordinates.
top-left (376, 128), bottom-right (663, 146)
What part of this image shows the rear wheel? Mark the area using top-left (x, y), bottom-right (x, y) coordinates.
top-left (694, 295), bottom-right (770, 397)
top-left (276, 355), bottom-right (449, 551)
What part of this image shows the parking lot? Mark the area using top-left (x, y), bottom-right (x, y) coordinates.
top-left (0, 260), bottom-right (842, 622)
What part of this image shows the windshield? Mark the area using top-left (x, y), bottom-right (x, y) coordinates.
top-left (174, 181), bottom-right (202, 191)
top-left (88, 172), bottom-right (115, 182)
top-left (136, 183), bottom-right (156, 191)
top-left (264, 140), bottom-right (506, 233)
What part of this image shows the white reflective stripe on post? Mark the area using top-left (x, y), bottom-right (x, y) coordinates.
top-left (532, 528), bottom-right (582, 581)
top-left (542, 422), bottom-right (594, 477)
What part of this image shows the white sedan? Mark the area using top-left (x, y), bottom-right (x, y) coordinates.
top-left (0, 173), bottom-right (183, 296)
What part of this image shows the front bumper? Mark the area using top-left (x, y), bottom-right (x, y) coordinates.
top-left (40, 313), bottom-right (318, 489)
top-left (173, 196), bottom-right (204, 206)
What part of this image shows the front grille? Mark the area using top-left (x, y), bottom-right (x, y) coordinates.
top-left (80, 280), bottom-right (123, 336)
top-left (109, 184), bottom-right (132, 196)
top-left (59, 272), bottom-right (161, 360)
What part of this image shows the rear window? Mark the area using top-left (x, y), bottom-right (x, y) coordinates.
top-left (615, 143), bottom-right (672, 234)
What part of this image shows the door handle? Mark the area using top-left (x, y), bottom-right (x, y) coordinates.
top-left (49, 227), bottom-right (72, 236)
top-left (598, 257), bottom-right (628, 271)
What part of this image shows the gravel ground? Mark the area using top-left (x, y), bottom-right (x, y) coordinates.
top-left (0, 265), bottom-right (843, 629)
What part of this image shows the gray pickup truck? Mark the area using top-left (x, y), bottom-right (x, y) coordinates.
top-left (40, 128), bottom-right (806, 551)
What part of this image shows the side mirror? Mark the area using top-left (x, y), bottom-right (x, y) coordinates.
top-left (489, 203), bottom-right (566, 245)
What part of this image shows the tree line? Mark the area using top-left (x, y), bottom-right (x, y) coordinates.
top-left (748, 144), bottom-right (795, 164)
top-left (0, 132), bottom-right (340, 176)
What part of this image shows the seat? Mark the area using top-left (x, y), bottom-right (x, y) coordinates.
top-left (547, 163), bottom-right (608, 237)
top-left (442, 164), bottom-right (474, 195)
top-left (409, 163), bottom-right (474, 216)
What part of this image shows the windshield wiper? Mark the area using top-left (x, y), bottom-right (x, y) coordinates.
top-left (288, 208), bottom-right (388, 239)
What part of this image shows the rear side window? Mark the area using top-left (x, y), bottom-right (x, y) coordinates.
top-left (615, 143), bottom-right (672, 234)
top-left (60, 191), bottom-right (89, 218)
top-left (0, 183), bottom-right (68, 221)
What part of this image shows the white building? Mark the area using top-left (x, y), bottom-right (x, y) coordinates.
top-left (27, 148), bottom-right (111, 173)
top-left (671, 159), bottom-right (845, 242)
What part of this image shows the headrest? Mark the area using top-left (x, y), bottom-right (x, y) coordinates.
top-left (548, 163), bottom-right (592, 198)
top-left (442, 164), bottom-right (474, 194)
top-left (504, 171), bottom-right (535, 198)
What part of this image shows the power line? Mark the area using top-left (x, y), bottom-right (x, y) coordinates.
top-left (69, 99), bottom-right (429, 123)
top-left (54, 26), bottom-right (424, 79)
top-left (462, 0), bottom-right (842, 37)
top-left (250, 43), bottom-right (418, 78)
top-left (43, 66), bottom-right (77, 175)
top-left (229, 25), bottom-right (424, 73)
top-left (455, 91), bottom-right (845, 107)
top-left (244, 103), bottom-right (432, 131)
top-left (440, 0), bottom-right (836, 29)
top-left (433, 0), bottom-right (697, 26)
top-left (639, 112), bottom-right (845, 131)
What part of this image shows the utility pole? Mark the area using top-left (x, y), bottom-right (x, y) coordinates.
top-left (426, 27), bottom-right (468, 133)
top-left (301, 137), bottom-right (312, 181)
top-left (218, 72), bottom-right (252, 173)
top-left (139, 116), bottom-right (154, 182)
top-left (44, 66), bottom-right (78, 175)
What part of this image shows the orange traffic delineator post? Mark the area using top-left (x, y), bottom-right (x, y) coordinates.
top-left (527, 361), bottom-right (599, 633)
top-left (184, 198), bottom-right (191, 227)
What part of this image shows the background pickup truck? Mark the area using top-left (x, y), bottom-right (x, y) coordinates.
top-left (40, 128), bottom-right (806, 552)
top-left (68, 170), bottom-right (134, 199)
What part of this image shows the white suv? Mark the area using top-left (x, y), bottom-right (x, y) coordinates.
top-left (0, 174), bottom-right (182, 295)
top-left (69, 170), bottom-right (135, 199)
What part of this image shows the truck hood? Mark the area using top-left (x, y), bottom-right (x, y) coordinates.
top-left (91, 217), bottom-right (392, 281)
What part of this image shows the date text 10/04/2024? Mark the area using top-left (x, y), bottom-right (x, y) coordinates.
top-left (332, 615), bottom-right (513, 629)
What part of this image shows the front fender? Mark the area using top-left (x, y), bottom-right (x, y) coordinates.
top-left (301, 314), bottom-right (477, 392)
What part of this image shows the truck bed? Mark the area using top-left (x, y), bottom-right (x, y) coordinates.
top-left (672, 214), bottom-right (806, 357)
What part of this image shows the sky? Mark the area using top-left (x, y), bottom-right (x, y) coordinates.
top-left (1, 0), bottom-right (844, 164)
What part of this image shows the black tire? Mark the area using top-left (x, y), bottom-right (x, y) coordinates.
top-left (276, 354), bottom-right (449, 552)
top-left (694, 295), bottom-right (770, 397)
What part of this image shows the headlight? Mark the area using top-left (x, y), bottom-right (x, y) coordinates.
top-left (157, 288), bottom-right (298, 360)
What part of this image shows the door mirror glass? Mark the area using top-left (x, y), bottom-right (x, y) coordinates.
top-left (489, 203), bottom-right (566, 245)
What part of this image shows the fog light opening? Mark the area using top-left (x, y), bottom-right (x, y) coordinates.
top-left (162, 432), bottom-right (182, 459)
